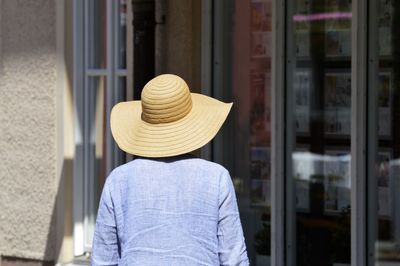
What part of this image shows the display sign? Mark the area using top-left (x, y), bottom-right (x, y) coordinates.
top-left (324, 71), bottom-right (351, 136)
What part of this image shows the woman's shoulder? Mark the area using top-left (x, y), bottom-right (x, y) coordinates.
top-left (105, 155), bottom-right (230, 185)
top-left (173, 155), bottom-right (229, 173)
top-left (131, 154), bottom-right (229, 172)
top-left (103, 161), bottom-right (134, 186)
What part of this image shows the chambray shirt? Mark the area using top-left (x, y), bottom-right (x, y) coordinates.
top-left (91, 154), bottom-right (249, 266)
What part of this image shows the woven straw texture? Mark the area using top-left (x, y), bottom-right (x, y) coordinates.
top-left (110, 74), bottom-right (232, 157)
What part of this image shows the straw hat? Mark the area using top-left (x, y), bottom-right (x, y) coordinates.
top-left (110, 74), bottom-right (233, 157)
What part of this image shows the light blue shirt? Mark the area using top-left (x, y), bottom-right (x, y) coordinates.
top-left (91, 154), bottom-right (249, 266)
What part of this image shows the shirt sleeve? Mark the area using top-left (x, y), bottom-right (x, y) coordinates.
top-left (218, 170), bottom-right (250, 266)
top-left (91, 178), bottom-right (120, 266)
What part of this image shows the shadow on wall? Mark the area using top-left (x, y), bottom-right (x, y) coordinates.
top-left (0, 0), bottom-right (75, 263)
top-left (1, 159), bottom-right (73, 266)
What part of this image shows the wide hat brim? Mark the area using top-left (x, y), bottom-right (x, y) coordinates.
top-left (110, 93), bottom-right (232, 158)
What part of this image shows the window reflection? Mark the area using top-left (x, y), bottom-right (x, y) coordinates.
top-left (118, 0), bottom-right (127, 69)
top-left (373, 0), bottom-right (400, 263)
top-left (83, 0), bottom-right (129, 250)
top-left (85, 76), bottom-right (107, 247)
top-left (293, 151), bottom-right (351, 213)
top-left (288, 0), bottom-right (352, 265)
top-left (214, 0), bottom-right (272, 264)
top-left (375, 157), bottom-right (400, 262)
top-left (88, 0), bottom-right (107, 69)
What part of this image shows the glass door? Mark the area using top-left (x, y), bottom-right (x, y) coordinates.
top-left (286, 0), bottom-right (352, 265)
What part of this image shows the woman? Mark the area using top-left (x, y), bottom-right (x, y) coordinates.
top-left (92, 74), bottom-right (249, 265)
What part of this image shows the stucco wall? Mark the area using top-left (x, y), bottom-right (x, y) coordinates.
top-left (0, 0), bottom-right (58, 262)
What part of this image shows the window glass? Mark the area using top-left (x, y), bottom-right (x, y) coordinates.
top-left (287, 0), bottom-right (352, 265)
top-left (372, 0), bottom-right (400, 263)
top-left (78, 0), bottom-right (128, 252)
top-left (88, 0), bottom-right (108, 69)
top-left (85, 76), bottom-right (107, 247)
top-left (214, 0), bottom-right (272, 264)
top-left (117, 0), bottom-right (127, 69)
top-left (114, 77), bottom-right (127, 164)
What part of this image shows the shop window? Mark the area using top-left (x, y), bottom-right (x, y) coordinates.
top-left (73, 0), bottom-right (128, 256)
top-left (369, 0), bottom-right (400, 263)
top-left (212, 0), bottom-right (273, 264)
top-left (286, 0), bottom-right (352, 265)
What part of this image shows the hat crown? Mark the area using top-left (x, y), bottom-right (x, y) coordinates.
top-left (141, 74), bottom-right (193, 124)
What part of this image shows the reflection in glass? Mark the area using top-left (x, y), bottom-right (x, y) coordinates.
top-left (84, 0), bottom-right (129, 250)
top-left (214, 0), bottom-right (272, 264)
top-left (288, 0), bottom-right (352, 265)
top-left (372, 0), bottom-right (400, 263)
top-left (88, 0), bottom-right (107, 69)
top-left (118, 0), bottom-right (127, 69)
top-left (85, 76), bottom-right (107, 247)
top-left (115, 77), bottom-right (127, 164)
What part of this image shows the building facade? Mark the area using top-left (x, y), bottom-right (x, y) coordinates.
top-left (0, 0), bottom-right (400, 265)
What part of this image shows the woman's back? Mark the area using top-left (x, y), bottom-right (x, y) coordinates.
top-left (92, 155), bottom-right (249, 266)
